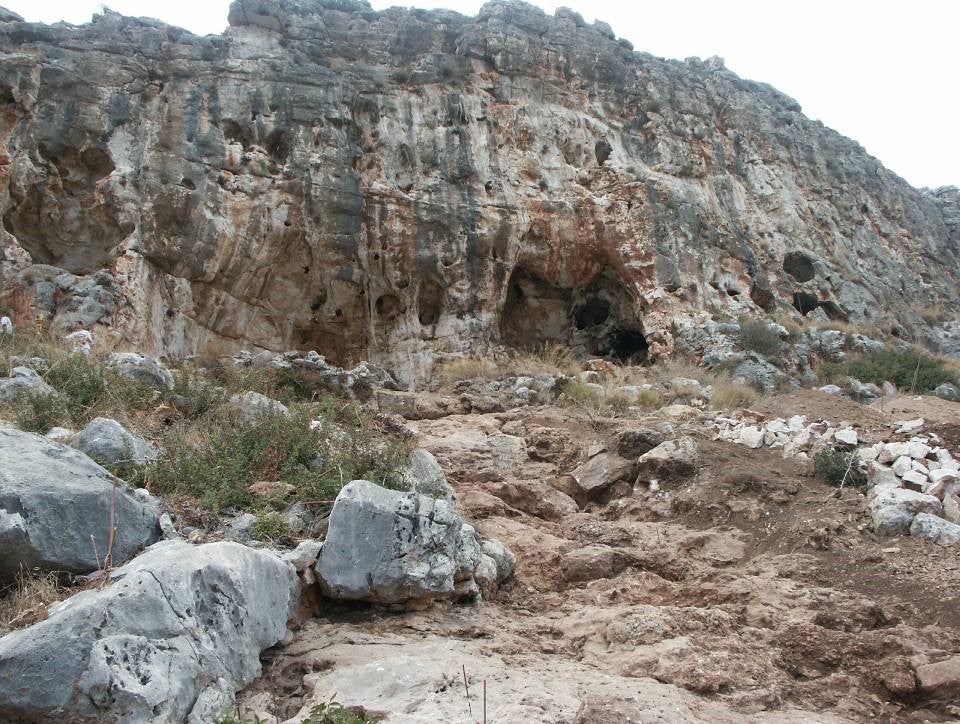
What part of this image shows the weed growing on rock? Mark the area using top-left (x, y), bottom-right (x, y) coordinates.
top-left (250, 512), bottom-right (292, 543)
top-left (0, 568), bottom-right (67, 636)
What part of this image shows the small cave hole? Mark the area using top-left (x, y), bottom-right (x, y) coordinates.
top-left (335, 308), bottom-right (343, 317)
top-left (179, 177), bottom-right (196, 190)
top-left (310, 292), bottom-right (327, 312)
top-left (595, 139), bottom-right (612, 165)
top-left (418, 278), bottom-right (443, 327)
top-left (792, 291), bottom-right (820, 316)
top-left (574, 298), bottom-right (610, 330)
top-left (783, 251), bottom-right (816, 283)
top-left (375, 293), bottom-right (402, 321)
top-left (265, 129), bottom-right (290, 163)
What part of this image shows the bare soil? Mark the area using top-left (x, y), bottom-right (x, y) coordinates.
top-left (239, 391), bottom-right (960, 723)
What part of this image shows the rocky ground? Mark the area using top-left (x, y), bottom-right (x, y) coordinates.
top-left (234, 388), bottom-right (960, 723)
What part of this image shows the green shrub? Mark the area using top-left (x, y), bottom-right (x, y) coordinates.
top-left (13, 390), bottom-right (71, 433)
top-left (251, 512), bottom-right (291, 543)
top-left (304, 697), bottom-right (378, 724)
top-left (816, 348), bottom-right (959, 393)
top-left (738, 318), bottom-right (782, 357)
top-left (139, 400), bottom-right (412, 511)
top-left (814, 447), bottom-right (866, 490)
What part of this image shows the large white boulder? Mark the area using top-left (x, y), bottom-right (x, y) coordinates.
top-left (316, 480), bottom-right (513, 605)
top-left (0, 540), bottom-right (299, 723)
top-left (0, 425), bottom-right (160, 579)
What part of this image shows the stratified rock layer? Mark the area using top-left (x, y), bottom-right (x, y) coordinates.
top-left (0, 2), bottom-right (957, 380)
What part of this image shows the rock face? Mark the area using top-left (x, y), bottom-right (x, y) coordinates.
top-left (0, 2), bottom-right (958, 381)
top-left (316, 479), bottom-right (513, 604)
top-left (0, 424), bottom-right (161, 578)
top-left (0, 540), bottom-right (299, 723)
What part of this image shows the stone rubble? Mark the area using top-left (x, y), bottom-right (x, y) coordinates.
top-left (716, 414), bottom-right (960, 543)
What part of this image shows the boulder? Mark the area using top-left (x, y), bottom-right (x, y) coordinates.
top-left (71, 417), bottom-right (160, 466)
top-left (316, 480), bottom-right (512, 605)
top-left (0, 366), bottom-right (58, 404)
top-left (635, 437), bottom-right (699, 482)
top-left (227, 391), bottom-right (290, 425)
top-left (0, 541), bottom-right (298, 723)
top-left (565, 452), bottom-right (636, 504)
top-left (833, 428), bottom-right (858, 448)
top-left (910, 513), bottom-right (960, 545)
top-left (731, 355), bottom-right (783, 394)
top-left (561, 544), bottom-right (616, 582)
top-left (869, 486), bottom-right (942, 536)
top-left (0, 425), bottom-right (160, 579)
top-left (933, 382), bottom-right (960, 401)
top-left (106, 352), bottom-right (173, 391)
top-left (611, 427), bottom-right (665, 458)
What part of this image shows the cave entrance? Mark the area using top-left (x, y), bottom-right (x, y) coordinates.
top-left (792, 291), bottom-right (819, 316)
top-left (500, 267), bottom-right (571, 348)
top-left (609, 328), bottom-right (649, 362)
top-left (783, 251), bottom-right (816, 283)
top-left (418, 278), bottom-right (443, 327)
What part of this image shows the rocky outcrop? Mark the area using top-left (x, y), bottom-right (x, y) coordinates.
top-left (0, 2), bottom-right (957, 381)
top-left (0, 424), bottom-right (161, 579)
top-left (0, 540), bottom-right (299, 723)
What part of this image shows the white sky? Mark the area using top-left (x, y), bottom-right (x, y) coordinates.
top-left (8, 0), bottom-right (958, 189)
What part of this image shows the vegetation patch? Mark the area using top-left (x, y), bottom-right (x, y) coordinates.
top-left (134, 399), bottom-right (412, 512)
top-left (814, 447), bottom-right (867, 490)
top-left (738, 317), bottom-right (783, 357)
top-left (816, 348), bottom-right (959, 393)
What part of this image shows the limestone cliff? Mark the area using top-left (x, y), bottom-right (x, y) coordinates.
top-left (0, 1), bottom-right (957, 381)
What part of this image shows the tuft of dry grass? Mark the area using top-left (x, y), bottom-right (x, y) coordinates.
top-left (434, 356), bottom-right (498, 385)
top-left (710, 380), bottom-right (760, 411)
top-left (0, 568), bottom-right (67, 636)
top-left (434, 343), bottom-right (580, 388)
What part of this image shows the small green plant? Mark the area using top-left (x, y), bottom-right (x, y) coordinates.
top-left (738, 317), bottom-right (782, 357)
top-left (13, 390), bottom-right (71, 433)
top-left (814, 447), bottom-right (866, 490)
top-left (304, 696), bottom-right (378, 724)
top-left (558, 380), bottom-right (603, 408)
top-left (251, 512), bottom-right (291, 542)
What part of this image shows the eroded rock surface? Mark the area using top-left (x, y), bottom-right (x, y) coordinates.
top-left (0, 2), bottom-right (957, 381)
top-left (0, 540), bottom-right (299, 723)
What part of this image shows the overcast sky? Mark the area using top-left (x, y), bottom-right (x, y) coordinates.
top-left (6, 0), bottom-right (957, 189)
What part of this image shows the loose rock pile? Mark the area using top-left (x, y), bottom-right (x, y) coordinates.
top-left (716, 414), bottom-right (960, 544)
top-left (714, 413), bottom-right (859, 459)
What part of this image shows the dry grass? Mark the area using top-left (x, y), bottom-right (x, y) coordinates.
top-left (434, 356), bottom-right (498, 385)
top-left (434, 343), bottom-right (580, 387)
top-left (710, 380), bottom-right (760, 411)
top-left (0, 568), bottom-right (68, 636)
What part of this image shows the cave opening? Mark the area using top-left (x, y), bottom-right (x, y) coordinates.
top-left (375, 293), bottom-right (402, 321)
top-left (418, 278), bottom-right (443, 327)
top-left (783, 251), bottom-right (816, 283)
top-left (574, 298), bottom-right (610, 330)
top-left (792, 291), bottom-right (819, 316)
top-left (609, 328), bottom-right (649, 362)
top-left (500, 267), bottom-right (570, 348)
